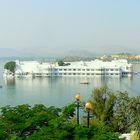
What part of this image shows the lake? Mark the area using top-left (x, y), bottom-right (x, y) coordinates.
top-left (0, 59), bottom-right (140, 107)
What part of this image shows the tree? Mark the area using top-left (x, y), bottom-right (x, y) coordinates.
top-left (58, 60), bottom-right (65, 66)
top-left (114, 92), bottom-right (140, 133)
top-left (131, 115), bottom-right (140, 140)
top-left (0, 103), bottom-right (119, 140)
top-left (57, 60), bottom-right (70, 66)
top-left (4, 61), bottom-right (16, 73)
top-left (90, 87), bottom-right (117, 126)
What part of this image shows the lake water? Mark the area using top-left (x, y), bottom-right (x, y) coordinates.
top-left (0, 59), bottom-right (140, 107)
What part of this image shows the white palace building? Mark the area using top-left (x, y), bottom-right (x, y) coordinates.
top-left (4, 59), bottom-right (133, 78)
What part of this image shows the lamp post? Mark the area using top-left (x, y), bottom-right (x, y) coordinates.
top-left (85, 102), bottom-right (92, 128)
top-left (75, 94), bottom-right (80, 125)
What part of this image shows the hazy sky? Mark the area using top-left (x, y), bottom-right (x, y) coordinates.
top-left (0, 0), bottom-right (140, 56)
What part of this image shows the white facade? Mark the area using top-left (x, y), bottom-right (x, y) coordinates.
top-left (119, 133), bottom-right (131, 140)
top-left (4, 59), bottom-right (133, 78)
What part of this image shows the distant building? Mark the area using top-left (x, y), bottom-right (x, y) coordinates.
top-left (4, 59), bottom-right (133, 78)
top-left (135, 55), bottom-right (140, 59)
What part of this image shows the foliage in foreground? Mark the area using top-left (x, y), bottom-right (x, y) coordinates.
top-left (0, 103), bottom-right (118, 140)
top-left (90, 87), bottom-right (140, 139)
top-left (90, 87), bottom-right (116, 125)
top-left (91, 87), bottom-right (140, 133)
top-left (0, 87), bottom-right (140, 139)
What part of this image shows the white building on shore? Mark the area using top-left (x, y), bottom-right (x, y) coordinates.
top-left (4, 59), bottom-right (133, 78)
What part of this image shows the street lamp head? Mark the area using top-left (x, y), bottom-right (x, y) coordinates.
top-left (85, 102), bottom-right (92, 110)
top-left (75, 94), bottom-right (80, 101)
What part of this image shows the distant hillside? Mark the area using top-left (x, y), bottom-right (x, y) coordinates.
top-left (65, 50), bottom-right (98, 57)
top-left (63, 56), bottom-right (96, 62)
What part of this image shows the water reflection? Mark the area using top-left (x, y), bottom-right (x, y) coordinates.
top-left (104, 77), bottom-right (120, 90)
top-left (4, 78), bottom-right (15, 87)
top-left (120, 77), bottom-right (133, 90)
top-left (4, 76), bottom-right (133, 92)
top-left (2, 75), bottom-right (135, 107)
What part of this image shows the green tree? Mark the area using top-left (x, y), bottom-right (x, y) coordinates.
top-left (92, 124), bottom-right (119, 140)
top-left (0, 103), bottom-right (119, 140)
top-left (90, 87), bottom-right (117, 126)
top-left (4, 61), bottom-right (16, 73)
top-left (114, 92), bottom-right (140, 133)
top-left (61, 103), bottom-right (76, 120)
top-left (131, 115), bottom-right (140, 140)
top-left (58, 60), bottom-right (65, 66)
